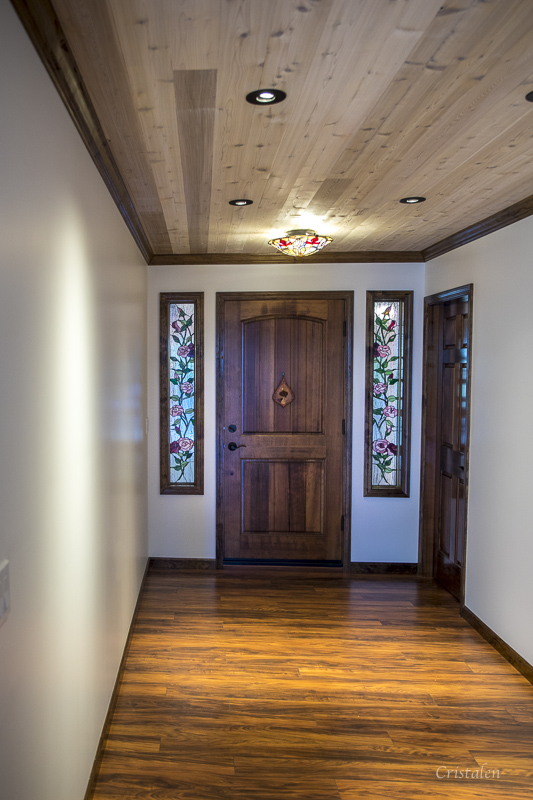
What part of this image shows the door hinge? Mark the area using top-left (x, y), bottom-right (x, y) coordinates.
top-left (342, 419), bottom-right (346, 435)
top-left (341, 515), bottom-right (345, 531)
top-left (343, 320), bottom-right (347, 337)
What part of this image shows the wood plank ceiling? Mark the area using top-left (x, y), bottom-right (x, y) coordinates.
top-left (44, 0), bottom-right (533, 261)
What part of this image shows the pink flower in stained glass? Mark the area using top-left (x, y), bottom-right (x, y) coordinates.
top-left (171, 321), bottom-right (181, 332)
top-left (372, 439), bottom-right (389, 454)
top-left (170, 405), bottom-right (183, 417)
top-left (178, 438), bottom-right (194, 451)
top-left (387, 443), bottom-right (397, 456)
top-left (170, 440), bottom-right (180, 454)
top-left (177, 345), bottom-right (190, 356)
top-left (383, 406), bottom-right (398, 418)
top-left (181, 382), bottom-right (193, 394)
top-left (373, 383), bottom-right (387, 395)
top-left (375, 345), bottom-right (391, 358)
top-left (387, 321), bottom-right (396, 331)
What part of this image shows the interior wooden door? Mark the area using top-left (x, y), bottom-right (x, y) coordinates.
top-left (435, 296), bottom-right (470, 598)
top-left (420, 285), bottom-right (472, 601)
top-left (217, 292), bottom-right (352, 565)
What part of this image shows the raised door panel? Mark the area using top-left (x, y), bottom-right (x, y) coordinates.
top-left (242, 459), bottom-right (324, 534)
top-left (243, 317), bottom-right (324, 434)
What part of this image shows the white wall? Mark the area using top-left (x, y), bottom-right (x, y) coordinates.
top-left (148, 262), bottom-right (425, 563)
top-left (426, 215), bottom-right (533, 666)
top-left (0, 4), bottom-right (148, 800)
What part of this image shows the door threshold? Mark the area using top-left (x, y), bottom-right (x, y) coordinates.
top-left (223, 558), bottom-right (343, 567)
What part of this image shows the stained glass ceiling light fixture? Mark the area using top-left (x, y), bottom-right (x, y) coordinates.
top-left (268, 229), bottom-right (333, 257)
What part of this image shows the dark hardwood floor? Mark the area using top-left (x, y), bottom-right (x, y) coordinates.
top-left (90, 567), bottom-right (533, 799)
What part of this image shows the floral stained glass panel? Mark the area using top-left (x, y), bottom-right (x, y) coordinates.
top-left (365, 291), bottom-right (412, 497)
top-left (168, 302), bottom-right (196, 484)
top-left (372, 301), bottom-right (403, 488)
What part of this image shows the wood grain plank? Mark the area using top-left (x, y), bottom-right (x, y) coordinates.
top-left (258, 318), bottom-right (276, 434)
top-left (174, 69), bottom-right (217, 253)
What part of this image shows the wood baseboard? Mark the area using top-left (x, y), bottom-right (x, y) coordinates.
top-left (150, 559), bottom-right (418, 574)
top-left (461, 605), bottom-right (533, 686)
top-left (350, 562), bottom-right (418, 574)
top-left (84, 558), bottom-right (150, 800)
top-left (149, 557), bottom-right (217, 570)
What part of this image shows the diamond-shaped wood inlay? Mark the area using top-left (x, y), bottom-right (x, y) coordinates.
top-left (272, 374), bottom-right (295, 407)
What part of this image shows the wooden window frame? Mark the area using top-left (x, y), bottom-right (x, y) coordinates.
top-left (364, 290), bottom-right (413, 498)
top-left (159, 292), bottom-right (204, 495)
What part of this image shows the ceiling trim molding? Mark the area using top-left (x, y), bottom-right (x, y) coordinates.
top-left (149, 251), bottom-right (425, 266)
top-left (422, 194), bottom-right (533, 261)
top-left (10, 0), bottom-right (154, 264)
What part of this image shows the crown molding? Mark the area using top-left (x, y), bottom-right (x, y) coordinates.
top-left (10, 0), bottom-right (153, 264)
top-left (149, 251), bottom-right (424, 266)
top-left (422, 194), bottom-right (533, 261)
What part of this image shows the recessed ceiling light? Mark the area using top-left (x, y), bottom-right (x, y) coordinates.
top-left (246, 89), bottom-right (286, 106)
top-left (229, 198), bottom-right (253, 206)
top-left (526, 91), bottom-right (533, 102)
top-left (399, 196), bottom-right (426, 204)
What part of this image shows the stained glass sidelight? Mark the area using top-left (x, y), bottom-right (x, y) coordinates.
top-left (168, 303), bottom-right (196, 483)
top-left (160, 293), bottom-right (204, 494)
top-left (365, 291), bottom-right (412, 497)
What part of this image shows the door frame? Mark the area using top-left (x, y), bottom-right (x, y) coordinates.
top-left (216, 291), bottom-right (354, 570)
top-left (418, 283), bottom-right (473, 604)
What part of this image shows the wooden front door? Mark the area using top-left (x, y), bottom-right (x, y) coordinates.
top-left (217, 292), bottom-right (352, 566)
top-left (420, 285), bottom-right (472, 601)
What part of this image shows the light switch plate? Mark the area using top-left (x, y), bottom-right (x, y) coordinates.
top-left (0, 560), bottom-right (10, 628)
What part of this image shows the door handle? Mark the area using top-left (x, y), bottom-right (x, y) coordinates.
top-left (227, 442), bottom-right (246, 451)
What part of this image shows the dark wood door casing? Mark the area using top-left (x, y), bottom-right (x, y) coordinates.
top-left (419, 284), bottom-right (473, 603)
top-left (216, 292), bottom-right (353, 569)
